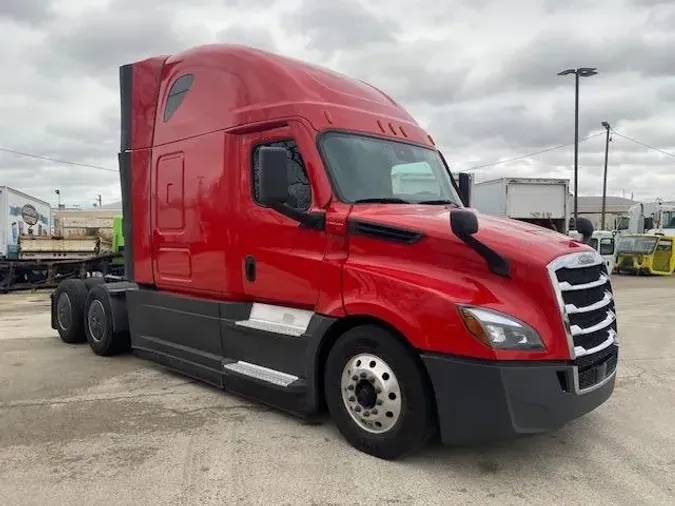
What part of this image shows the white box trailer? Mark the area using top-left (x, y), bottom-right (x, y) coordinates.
top-left (471, 177), bottom-right (571, 234)
top-left (0, 186), bottom-right (52, 259)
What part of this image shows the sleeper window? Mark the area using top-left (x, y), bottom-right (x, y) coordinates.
top-left (252, 140), bottom-right (312, 211)
top-left (164, 74), bottom-right (194, 122)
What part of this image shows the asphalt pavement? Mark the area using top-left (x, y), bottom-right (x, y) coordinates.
top-left (1, 276), bottom-right (674, 505)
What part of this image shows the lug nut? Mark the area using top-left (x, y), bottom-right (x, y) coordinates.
top-left (352, 375), bottom-right (358, 381)
top-left (371, 409), bottom-right (378, 415)
top-left (376, 399), bottom-right (383, 405)
top-left (363, 411), bottom-right (370, 417)
top-left (355, 406), bottom-right (361, 412)
top-left (348, 396), bottom-right (355, 402)
top-left (360, 372), bottom-right (367, 378)
top-left (347, 384), bottom-right (354, 391)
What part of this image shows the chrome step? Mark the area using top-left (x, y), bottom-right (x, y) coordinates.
top-left (223, 360), bottom-right (299, 387)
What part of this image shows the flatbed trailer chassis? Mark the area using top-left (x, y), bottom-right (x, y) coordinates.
top-left (0, 255), bottom-right (123, 293)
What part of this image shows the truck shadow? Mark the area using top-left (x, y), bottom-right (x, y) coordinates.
top-left (405, 417), bottom-right (594, 469)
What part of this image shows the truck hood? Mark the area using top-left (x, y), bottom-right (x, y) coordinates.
top-left (349, 204), bottom-right (585, 265)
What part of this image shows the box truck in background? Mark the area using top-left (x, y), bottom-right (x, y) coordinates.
top-left (0, 186), bottom-right (52, 259)
top-left (471, 177), bottom-right (571, 234)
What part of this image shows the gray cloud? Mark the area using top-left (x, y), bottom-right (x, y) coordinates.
top-left (629, 0), bottom-right (673, 6)
top-left (216, 25), bottom-right (277, 52)
top-left (0, 0), bottom-right (54, 25)
top-left (1, 0), bottom-right (675, 206)
top-left (34, 2), bottom-right (204, 83)
top-left (476, 31), bottom-right (673, 96)
top-left (285, 0), bottom-right (401, 55)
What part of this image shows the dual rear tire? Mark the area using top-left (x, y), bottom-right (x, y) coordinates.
top-left (52, 279), bottom-right (129, 355)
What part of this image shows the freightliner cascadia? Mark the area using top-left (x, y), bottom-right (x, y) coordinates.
top-left (50, 44), bottom-right (619, 460)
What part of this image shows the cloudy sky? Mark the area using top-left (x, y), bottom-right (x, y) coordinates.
top-left (1, 0), bottom-right (673, 208)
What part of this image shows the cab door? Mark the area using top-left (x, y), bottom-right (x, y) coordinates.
top-left (651, 238), bottom-right (673, 273)
top-left (236, 122), bottom-right (328, 309)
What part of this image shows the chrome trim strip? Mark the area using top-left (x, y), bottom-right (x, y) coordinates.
top-left (572, 365), bottom-right (617, 395)
top-left (570, 310), bottom-right (615, 336)
top-left (559, 273), bottom-right (609, 291)
top-left (565, 291), bottom-right (612, 314)
top-left (574, 329), bottom-right (617, 357)
top-left (234, 303), bottom-right (314, 337)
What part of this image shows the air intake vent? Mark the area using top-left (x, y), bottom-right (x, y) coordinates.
top-left (349, 220), bottom-right (423, 244)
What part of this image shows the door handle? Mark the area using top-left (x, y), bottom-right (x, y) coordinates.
top-left (244, 256), bottom-right (256, 282)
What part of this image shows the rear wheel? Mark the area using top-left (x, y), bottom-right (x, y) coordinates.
top-left (84, 285), bottom-right (130, 356)
top-left (83, 277), bottom-right (106, 290)
top-left (324, 325), bottom-right (436, 460)
top-left (53, 279), bottom-right (88, 344)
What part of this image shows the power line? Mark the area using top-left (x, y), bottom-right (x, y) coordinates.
top-left (465, 132), bottom-right (605, 171)
top-left (609, 130), bottom-right (675, 159)
top-left (0, 146), bottom-right (117, 172)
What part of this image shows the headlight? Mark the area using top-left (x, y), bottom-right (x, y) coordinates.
top-left (458, 306), bottom-right (545, 351)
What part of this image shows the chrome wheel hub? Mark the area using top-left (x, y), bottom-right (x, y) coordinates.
top-left (340, 353), bottom-right (402, 434)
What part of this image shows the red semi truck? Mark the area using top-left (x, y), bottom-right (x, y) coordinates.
top-left (50, 44), bottom-right (618, 459)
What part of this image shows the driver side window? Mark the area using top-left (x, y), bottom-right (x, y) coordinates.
top-left (252, 139), bottom-right (311, 211)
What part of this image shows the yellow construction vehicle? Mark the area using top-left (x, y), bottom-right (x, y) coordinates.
top-left (614, 233), bottom-right (675, 275)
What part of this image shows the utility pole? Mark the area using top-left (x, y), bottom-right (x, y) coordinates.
top-left (55, 189), bottom-right (60, 208)
top-left (601, 121), bottom-right (611, 230)
top-left (558, 67), bottom-right (598, 226)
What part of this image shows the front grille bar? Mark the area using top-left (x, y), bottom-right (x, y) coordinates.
top-left (570, 310), bottom-right (615, 336)
top-left (565, 290), bottom-right (612, 314)
top-left (559, 273), bottom-right (609, 291)
top-left (574, 328), bottom-right (617, 359)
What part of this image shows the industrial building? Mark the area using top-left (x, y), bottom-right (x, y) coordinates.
top-left (571, 195), bottom-right (638, 230)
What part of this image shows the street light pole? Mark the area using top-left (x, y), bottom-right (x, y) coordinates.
top-left (558, 67), bottom-right (598, 228)
top-left (601, 121), bottom-right (611, 230)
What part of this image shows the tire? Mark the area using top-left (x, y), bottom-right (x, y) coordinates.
top-left (83, 277), bottom-right (106, 291)
top-left (52, 279), bottom-right (88, 344)
top-left (84, 285), bottom-right (130, 356)
top-left (324, 325), bottom-right (437, 460)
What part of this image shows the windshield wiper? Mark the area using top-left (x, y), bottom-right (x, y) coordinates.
top-left (417, 199), bottom-right (460, 206)
top-left (354, 197), bottom-right (410, 204)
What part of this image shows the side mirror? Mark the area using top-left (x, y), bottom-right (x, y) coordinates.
top-left (575, 216), bottom-right (594, 244)
top-left (450, 208), bottom-right (478, 236)
top-left (258, 146), bottom-right (288, 205)
top-left (457, 172), bottom-right (472, 207)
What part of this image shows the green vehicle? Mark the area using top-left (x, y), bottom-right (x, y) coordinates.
top-left (112, 215), bottom-right (124, 261)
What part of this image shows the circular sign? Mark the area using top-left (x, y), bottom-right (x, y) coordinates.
top-left (21, 204), bottom-right (39, 226)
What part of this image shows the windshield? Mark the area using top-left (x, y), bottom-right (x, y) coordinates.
top-left (662, 211), bottom-right (675, 228)
top-left (319, 131), bottom-right (463, 205)
top-left (599, 237), bottom-right (614, 256)
top-left (617, 236), bottom-right (658, 255)
top-left (616, 216), bottom-right (629, 230)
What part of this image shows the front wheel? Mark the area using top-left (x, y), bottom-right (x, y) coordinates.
top-left (324, 325), bottom-right (437, 460)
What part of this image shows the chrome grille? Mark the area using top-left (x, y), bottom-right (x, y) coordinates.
top-left (547, 250), bottom-right (618, 360)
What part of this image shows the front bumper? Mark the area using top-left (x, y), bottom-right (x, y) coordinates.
top-left (421, 345), bottom-right (618, 445)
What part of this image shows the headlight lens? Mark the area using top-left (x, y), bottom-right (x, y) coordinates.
top-left (458, 306), bottom-right (545, 350)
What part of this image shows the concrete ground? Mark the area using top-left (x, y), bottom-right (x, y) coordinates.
top-left (0, 276), bottom-right (674, 506)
